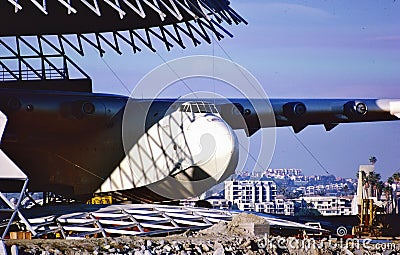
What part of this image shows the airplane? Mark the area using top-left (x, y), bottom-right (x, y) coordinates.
top-left (0, 77), bottom-right (399, 203)
top-left (0, 0), bottom-right (398, 205)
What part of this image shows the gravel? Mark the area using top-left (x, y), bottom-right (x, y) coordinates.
top-left (6, 235), bottom-right (400, 255)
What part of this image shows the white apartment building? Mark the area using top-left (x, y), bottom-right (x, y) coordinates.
top-left (224, 180), bottom-right (294, 215)
top-left (225, 180), bottom-right (277, 212)
top-left (266, 198), bottom-right (294, 215)
top-left (295, 196), bottom-right (353, 216)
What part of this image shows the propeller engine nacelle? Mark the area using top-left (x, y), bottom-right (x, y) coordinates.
top-left (97, 101), bottom-right (239, 200)
top-left (343, 101), bottom-right (368, 118)
top-left (283, 102), bottom-right (307, 119)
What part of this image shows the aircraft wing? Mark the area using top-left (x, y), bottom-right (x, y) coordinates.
top-left (218, 98), bottom-right (400, 136)
top-left (1, 90), bottom-right (399, 201)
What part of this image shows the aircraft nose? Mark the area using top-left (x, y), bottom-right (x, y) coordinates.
top-left (96, 110), bottom-right (239, 199)
top-left (184, 115), bottom-right (239, 181)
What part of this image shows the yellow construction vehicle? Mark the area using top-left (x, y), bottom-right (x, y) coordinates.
top-left (86, 195), bottom-right (112, 205)
top-left (352, 198), bottom-right (386, 237)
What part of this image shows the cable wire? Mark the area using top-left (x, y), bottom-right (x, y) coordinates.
top-left (287, 127), bottom-right (332, 176)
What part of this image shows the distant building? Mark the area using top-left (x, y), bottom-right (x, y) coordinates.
top-left (225, 180), bottom-right (277, 212)
top-left (294, 196), bottom-right (353, 216)
top-left (270, 198), bottom-right (294, 215)
top-left (264, 168), bottom-right (302, 179)
top-left (220, 167), bottom-right (359, 216)
top-left (224, 180), bottom-right (295, 215)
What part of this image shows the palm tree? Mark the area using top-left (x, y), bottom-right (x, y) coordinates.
top-left (382, 185), bottom-right (393, 200)
top-left (369, 156), bottom-right (377, 165)
top-left (382, 185), bottom-right (394, 213)
top-left (375, 180), bottom-right (384, 199)
top-left (391, 172), bottom-right (400, 214)
top-left (364, 172), bottom-right (381, 198)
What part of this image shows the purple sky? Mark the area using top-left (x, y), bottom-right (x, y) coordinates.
top-left (72, 0), bottom-right (400, 180)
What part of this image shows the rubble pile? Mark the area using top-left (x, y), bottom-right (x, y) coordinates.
top-left (5, 236), bottom-right (270, 255)
top-left (6, 235), bottom-right (399, 255)
top-left (198, 213), bottom-right (268, 237)
top-left (4, 213), bottom-right (400, 254)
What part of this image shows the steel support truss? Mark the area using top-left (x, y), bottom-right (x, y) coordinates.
top-left (0, 36), bottom-right (89, 82)
top-left (8, 0), bottom-right (244, 22)
top-left (0, 0), bottom-right (246, 57)
top-left (0, 0), bottom-right (246, 82)
top-left (5, 0), bottom-right (245, 24)
top-left (54, 20), bottom-right (233, 57)
top-left (0, 20), bottom-right (237, 82)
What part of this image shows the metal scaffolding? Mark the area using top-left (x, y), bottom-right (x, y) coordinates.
top-left (0, 0), bottom-right (246, 82)
top-left (0, 36), bottom-right (89, 82)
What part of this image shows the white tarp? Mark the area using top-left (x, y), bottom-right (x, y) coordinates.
top-left (0, 111), bottom-right (26, 180)
top-left (0, 240), bottom-right (6, 255)
top-left (0, 110), bottom-right (6, 136)
top-left (0, 150), bottom-right (27, 180)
